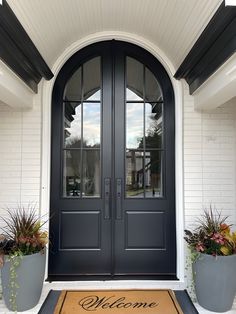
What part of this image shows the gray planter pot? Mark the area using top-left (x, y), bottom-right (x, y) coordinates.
top-left (1, 251), bottom-right (46, 312)
top-left (193, 253), bottom-right (236, 312)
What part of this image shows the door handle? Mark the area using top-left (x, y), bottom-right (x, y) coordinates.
top-left (104, 178), bottom-right (110, 219)
top-left (116, 178), bottom-right (122, 220)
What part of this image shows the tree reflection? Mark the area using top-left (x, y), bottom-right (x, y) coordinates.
top-left (127, 105), bottom-right (162, 197)
top-left (65, 137), bottom-right (100, 197)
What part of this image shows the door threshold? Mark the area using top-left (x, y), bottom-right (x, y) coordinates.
top-left (47, 274), bottom-right (178, 281)
top-left (45, 278), bottom-right (185, 291)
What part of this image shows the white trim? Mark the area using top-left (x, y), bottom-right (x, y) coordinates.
top-left (225, 0), bottom-right (236, 6)
top-left (194, 53), bottom-right (236, 111)
top-left (41, 31), bottom-right (185, 288)
top-left (0, 60), bottom-right (34, 110)
top-left (51, 32), bottom-right (176, 77)
top-left (174, 79), bottom-right (185, 286)
top-left (44, 280), bottom-right (184, 290)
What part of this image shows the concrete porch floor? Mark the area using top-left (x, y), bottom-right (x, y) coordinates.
top-left (0, 282), bottom-right (236, 313)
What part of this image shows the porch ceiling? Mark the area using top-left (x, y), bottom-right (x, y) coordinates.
top-left (7, 0), bottom-right (222, 71)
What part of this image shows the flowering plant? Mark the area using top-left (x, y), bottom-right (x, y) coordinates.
top-left (184, 207), bottom-right (236, 256)
top-left (0, 205), bottom-right (48, 267)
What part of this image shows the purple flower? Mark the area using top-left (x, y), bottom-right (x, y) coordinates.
top-left (211, 233), bottom-right (225, 245)
top-left (196, 242), bottom-right (205, 252)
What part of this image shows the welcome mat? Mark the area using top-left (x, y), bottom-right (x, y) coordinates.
top-left (54, 289), bottom-right (182, 314)
top-left (38, 289), bottom-right (199, 314)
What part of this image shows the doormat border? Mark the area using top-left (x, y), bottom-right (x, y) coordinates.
top-left (55, 289), bottom-right (182, 314)
top-left (38, 289), bottom-right (199, 314)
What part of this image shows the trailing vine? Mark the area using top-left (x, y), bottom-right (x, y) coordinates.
top-left (185, 248), bottom-right (200, 302)
top-left (6, 252), bottom-right (22, 312)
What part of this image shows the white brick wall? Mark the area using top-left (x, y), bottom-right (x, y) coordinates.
top-left (0, 95), bottom-right (41, 222)
top-left (184, 83), bottom-right (236, 228)
top-left (183, 83), bottom-right (236, 309)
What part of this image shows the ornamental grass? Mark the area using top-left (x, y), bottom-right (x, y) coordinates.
top-left (0, 204), bottom-right (48, 267)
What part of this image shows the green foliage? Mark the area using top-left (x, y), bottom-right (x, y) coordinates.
top-left (185, 248), bottom-right (199, 302)
top-left (7, 252), bottom-right (22, 312)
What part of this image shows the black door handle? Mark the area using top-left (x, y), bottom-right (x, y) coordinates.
top-left (104, 178), bottom-right (110, 219)
top-left (116, 178), bottom-right (122, 219)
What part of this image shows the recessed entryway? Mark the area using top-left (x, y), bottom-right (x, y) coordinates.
top-left (49, 41), bottom-right (176, 280)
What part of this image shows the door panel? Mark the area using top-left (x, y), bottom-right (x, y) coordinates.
top-left (113, 44), bottom-right (175, 276)
top-left (60, 211), bottom-right (101, 249)
top-left (125, 211), bottom-right (165, 249)
top-left (49, 41), bottom-right (176, 280)
top-left (49, 43), bottom-right (113, 277)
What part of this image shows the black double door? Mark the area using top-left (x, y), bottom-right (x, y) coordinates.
top-left (49, 41), bottom-right (176, 280)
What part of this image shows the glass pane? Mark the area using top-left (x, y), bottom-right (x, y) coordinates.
top-left (126, 150), bottom-right (144, 198)
top-left (126, 102), bottom-right (144, 149)
top-left (83, 150), bottom-right (100, 197)
top-left (126, 57), bottom-right (144, 101)
top-left (64, 67), bottom-right (82, 101)
top-left (145, 102), bottom-right (163, 148)
top-left (145, 67), bottom-right (163, 102)
top-left (145, 151), bottom-right (162, 197)
top-left (63, 150), bottom-right (81, 197)
top-left (83, 102), bottom-right (100, 148)
top-left (83, 57), bottom-right (101, 101)
top-left (64, 102), bottom-right (82, 148)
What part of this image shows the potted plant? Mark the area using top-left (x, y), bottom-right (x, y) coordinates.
top-left (184, 207), bottom-right (236, 312)
top-left (0, 205), bottom-right (48, 312)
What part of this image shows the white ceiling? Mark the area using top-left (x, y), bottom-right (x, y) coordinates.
top-left (7, 0), bottom-right (222, 71)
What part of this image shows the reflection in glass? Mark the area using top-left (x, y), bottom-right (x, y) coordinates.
top-left (63, 150), bottom-right (81, 197)
top-left (145, 67), bottom-right (163, 102)
top-left (83, 102), bottom-right (100, 148)
top-left (63, 67), bottom-right (82, 101)
top-left (83, 150), bottom-right (100, 197)
top-left (126, 150), bottom-right (144, 198)
top-left (126, 88), bottom-right (143, 101)
top-left (125, 57), bottom-right (164, 198)
top-left (62, 56), bottom-right (102, 199)
top-left (126, 103), bottom-right (144, 149)
top-left (145, 151), bottom-right (162, 197)
top-left (145, 103), bottom-right (162, 149)
top-left (83, 57), bottom-right (101, 101)
top-left (126, 57), bottom-right (144, 101)
top-left (64, 103), bottom-right (81, 148)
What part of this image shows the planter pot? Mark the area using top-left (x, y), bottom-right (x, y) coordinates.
top-left (1, 252), bottom-right (46, 312)
top-left (193, 253), bottom-right (236, 312)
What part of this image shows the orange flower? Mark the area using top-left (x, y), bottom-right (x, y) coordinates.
top-left (37, 231), bottom-right (48, 245)
top-left (220, 223), bottom-right (230, 234)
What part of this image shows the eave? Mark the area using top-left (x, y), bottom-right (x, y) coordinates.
top-left (0, 0), bottom-right (53, 93)
top-left (175, 2), bottom-right (236, 95)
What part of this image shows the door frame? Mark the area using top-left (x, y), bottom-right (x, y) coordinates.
top-left (40, 32), bottom-right (185, 288)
